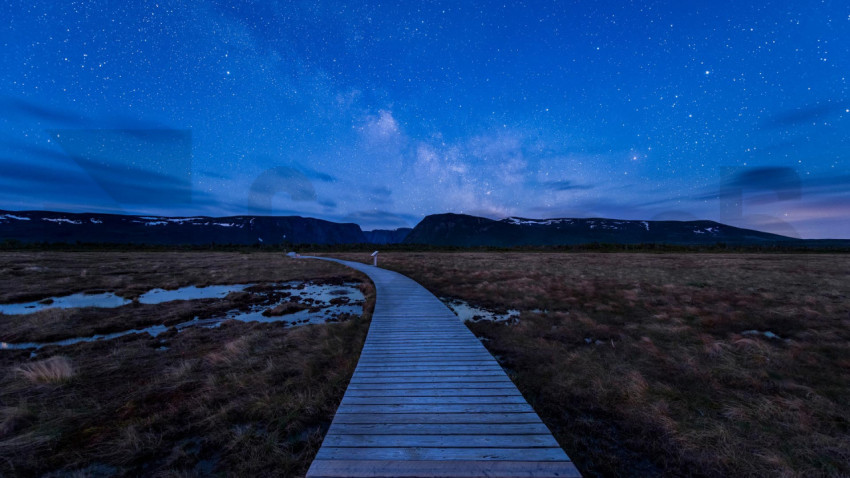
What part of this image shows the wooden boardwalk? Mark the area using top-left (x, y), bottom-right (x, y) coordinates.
top-left (305, 257), bottom-right (580, 478)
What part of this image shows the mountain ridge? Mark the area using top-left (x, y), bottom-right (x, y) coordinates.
top-left (403, 213), bottom-right (799, 246)
top-left (2, 209), bottom-right (842, 247)
top-left (0, 210), bottom-right (410, 245)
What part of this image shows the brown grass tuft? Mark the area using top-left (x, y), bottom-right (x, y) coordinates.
top-left (14, 356), bottom-right (75, 383)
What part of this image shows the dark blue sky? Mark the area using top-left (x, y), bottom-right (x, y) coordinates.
top-left (2, 0), bottom-right (848, 237)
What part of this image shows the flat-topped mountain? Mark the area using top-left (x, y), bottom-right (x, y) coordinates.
top-left (2, 210), bottom-right (833, 247)
top-left (403, 213), bottom-right (797, 247)
top-left (0, 210), bottom-right (409, 245)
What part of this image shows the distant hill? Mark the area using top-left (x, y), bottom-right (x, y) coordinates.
top-left (4, 210), bottom-right (845, 248)
top-left (403, 213), bottom-right (800, 247)
top-left (0, 210), bottom-right (379, 245)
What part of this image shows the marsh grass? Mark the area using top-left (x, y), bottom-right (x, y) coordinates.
top-left (0, 251), bottom-right (360, 304)
top-left (14, 356), bottom-right (75, 383)
top-left (326, 252), bottom-right (850, 478)
top-left (0, 252), bottom-right (373, 476)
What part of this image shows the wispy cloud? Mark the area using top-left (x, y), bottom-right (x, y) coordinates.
top-left (357, 109), bottom-right (403, 146)
top-left (3, 97), bottom-right (85, 123)
top-left (539, 180), bottom-right (594, 191)
top-left (2, 97), bottom-right (167, 129)
top-left (301, 167), bottom-right (338, 183)
top-left (765, 101), bottom-right (847, 128)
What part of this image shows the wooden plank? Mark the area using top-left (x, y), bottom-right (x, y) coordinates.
top-left (352, 371), bottom-right (507, 378)
top-left (366, 336), bottom-right (474, 341)
top-left (361, 349), bottom-right (484, 352)
top-left (365, 339), bottom-right (474, 343)
top-left (307, 460), bottom-right (581, 478)
top-left (352, 371), bottom-right (508, 378)
top-left (355, 364), bottom-right (500, 370)
top-left (363, 343), bottom-right (484, 347)
top-left (350, 377), bottom-right (514, 384)
top-left (360, 351), bottom-right (489, 355)
top-left (356, 360), bottom-right (496, 365)
top-left (346, 382), bottom-right (517, 390)
top-left (340, 396), bottom-right (528, 405)
top-left (344, 387), bottom-right (519, 397)
top-left (359, 351), bottom-right (488, 356)
top-left (327, 423), bottom-right (554, 436)
top-left (355, 359), bottom-right (498, 365)
top-left (364, 341), bottom-right (481, 345)
top-left (355, 365), bottom-right (503, 372)
top-left (334, 403), bottom-right (534, 414)
top-left (330, 413), bottom-right (544, 425)
top-left (365, 337), bottom-right (470, 340)
top-left (365, 342), bottom-right (479, 346)
top-left (357, 354), bottom-right (493, 359)
top-left (321, 434), bottom-right (561, 448)
top-left (368, 332), bottom-right (470, 335)
top-left (315, 447), bottom-right (569, 461)
top-left (358, 351), bottom-right (490, 356)
top-left (368, 327), bottom-right (462, 330)
top-left (356, 360), bottom-right (498, 365)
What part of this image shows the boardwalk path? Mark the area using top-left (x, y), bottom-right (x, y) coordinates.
top-left (305, 257), bottom-right (580, 478)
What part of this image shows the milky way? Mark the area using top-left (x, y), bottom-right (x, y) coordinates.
top-left (1, 1), bottom-right (848, 237)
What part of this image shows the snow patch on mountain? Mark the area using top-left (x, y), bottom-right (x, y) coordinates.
top-left (503, 217), bottom-right (574, 226)
top-left (2, 214), bottom-right (31, 221)
top-left (43, 218), bottom-right (82, 225)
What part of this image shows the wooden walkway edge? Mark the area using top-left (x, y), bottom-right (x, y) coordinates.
top-left (304, 257), bottom-right (581, 478)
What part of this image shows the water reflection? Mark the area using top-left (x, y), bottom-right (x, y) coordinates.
top-left (0, 292), bottom-right (131, 315)
top-left (138, 284), bottom-right (252, 304)
top-left (0, 284), bottom-right (255, 315)
top-left (1, 282), bottom-right (364, 351)
top-left (441, 298), bottom-right (520, 323)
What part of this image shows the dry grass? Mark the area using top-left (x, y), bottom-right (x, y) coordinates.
top-left (0, 251), bottom-right (361, 304)
top-left (326, 252), bottom-right (850, 478)
top-left (14, 356), bottom-right (75, 383)
top-left (0, 252), bottom-right (373, 476)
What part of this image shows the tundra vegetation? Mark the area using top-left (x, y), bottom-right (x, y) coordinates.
top-left (3, 250), bottom-right (848, 477)
top-left (326, 252), bottom-right (850, 477)
top-left (0, 252), bottom-right (374, 476)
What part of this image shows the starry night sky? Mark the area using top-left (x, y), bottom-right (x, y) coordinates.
top-left (2, 1), bottom-right (848, 237)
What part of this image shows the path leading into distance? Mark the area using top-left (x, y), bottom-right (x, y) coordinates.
top-left (304, 257), bottom-right (580, 478)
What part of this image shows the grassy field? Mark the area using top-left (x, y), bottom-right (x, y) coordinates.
top-left (325, 252), bottom-right (850, 477)
top-left (4, 251), bottom-right (848, 477)
top-left (0, 252), bottom-right (374, 476)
